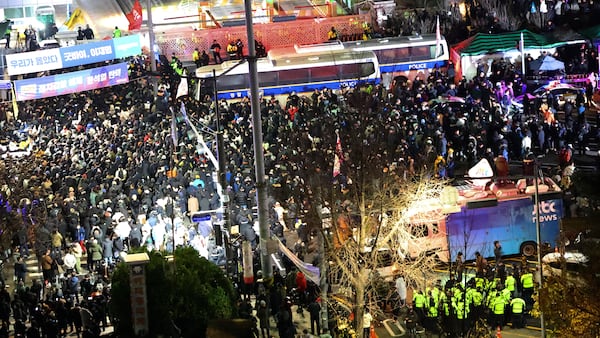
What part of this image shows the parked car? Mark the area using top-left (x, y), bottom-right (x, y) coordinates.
top-left (542, 251), bottom-right (589, 284)
top-left (532, 83), bottom-right (587, 110)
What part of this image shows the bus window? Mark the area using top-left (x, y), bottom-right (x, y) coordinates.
top-left (258, 71), bottom-right (278, 87)
top-left (410, 224), bottom-right (428, 238)
top-left (310, 65), bottom-right (339, 82)
top-left (279, 69), bottom-right (309, 85)
top-left (430, 44), bottom-right (444, 57)
top-left (218, 74), bottom-right (248, 91)
top-left (410, 46), bottom-right (430, 61)
top-left (377, 49), bottom-right (410, 64)
top-left (341, 63), bottom-right (360, 78)
top-left (359, 63), bottom-right (376, 77)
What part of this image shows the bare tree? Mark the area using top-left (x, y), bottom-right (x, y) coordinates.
top-left (326, 173), bottom-right (447, 337)
top-left (475, 0), bottom-right (525, 31)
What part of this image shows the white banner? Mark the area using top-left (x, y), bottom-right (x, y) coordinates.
top-left (6, 48), bottom-right (63, 76)
top-left (276, 238), bottom-right (320, 285)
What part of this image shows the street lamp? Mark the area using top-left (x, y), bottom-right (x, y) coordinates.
top-left (526, 153), bottom-right (562, 338)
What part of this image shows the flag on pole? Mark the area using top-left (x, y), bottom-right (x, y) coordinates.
top-left (179, 102), bottom-right (188, 121)
top-left (10, 85), bottom-right (19, 120)
top-left (435, 16), bottom-right (441, 58)
top-left (333, 131), bottom-right (343, 178)
top-left (126, 0), bottom-right (143, 31)
top-left (64, 8), bottom-right (86, 30)
top-left (520, 32), bottom-right (525, 76)
top-left (176, 70), bottom-right (189, 99)
top-left (170, 108), bottom-right (178, 146)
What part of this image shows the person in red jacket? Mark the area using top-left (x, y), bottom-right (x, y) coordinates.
top-left (295, 271), bottom-right (307, 312)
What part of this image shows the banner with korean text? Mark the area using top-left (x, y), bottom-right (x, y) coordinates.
top-left (13, 62), bottom-right (129, 101)
top-left (6, 35), bottom-right (141, 76)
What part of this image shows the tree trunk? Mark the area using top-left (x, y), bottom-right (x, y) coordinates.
top-left (355, 275), bottom-right (366, 338)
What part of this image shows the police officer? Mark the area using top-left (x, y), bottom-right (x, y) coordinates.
top-left (412, 289), bottom-right (426, 326)
top-left (510, 296), bottom-right (526, 328)
top-left (520, 269), bottom-right (535, 309)
top-left (489, 291), bottom-right (506, 330)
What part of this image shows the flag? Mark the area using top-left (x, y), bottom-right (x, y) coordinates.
top-left (276, 237), bottom-right (320, 284)
top-left (64, 8), bottom-right (86, 30)
top-left (520, 32), bottom-right (525, 76)
top-left (435, 16), bottom-right (441, 58)
top-left (176, 71), bottom-right (188, 99)
top-left (333, 131), bottom-right (343, 178)
top-left (126, 0), bottom-right (143, 31)
top-left (10, 85), bottom-right (19, 120)
top-left (179, 102), bottom-right (188, 122)
top-left (170, 108), bottom-right (178, 146)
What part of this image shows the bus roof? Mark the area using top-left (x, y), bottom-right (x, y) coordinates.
top-left (344, 34), bottom-right (447, 50)
top-left (267, 48), bottom-right (376, 67)
top-left (196, 49), bottom-right (378, 78)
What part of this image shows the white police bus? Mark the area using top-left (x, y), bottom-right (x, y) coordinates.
top-left (194, 46), bottom-right (380, 100)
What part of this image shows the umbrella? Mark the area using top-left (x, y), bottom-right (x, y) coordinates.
top-left (428, 96), bottom-right (466, 105)
top-left (515, 93), bottom-right (537, 102)
top-left (529, 55), bottom-right (565, 72)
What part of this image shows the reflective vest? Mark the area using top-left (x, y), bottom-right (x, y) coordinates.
top-left (413, 293), bottom-right (426, 308)
top-left (475, 277), bottom-right (485, 290)
top-left (511, 297), bottom-right (526, 314)
top-left (521, 273), bottom-right (534, 289)
top-left (192, 50), bottom-right (200, 62)
top-left (471, 290), bottom-right (483, 306)
top-left (501, 288), bottom-right (512, 303)
top-left (442, 300), bottom-right (451, 316)
top-left (491, 297), bottom-right (505, 315)
top-left (454, 300), bottom-right (467, 319)
top-left (505, 275), bottom-right (516, 292)
top-left (426, 298), bottom-right (438, 318)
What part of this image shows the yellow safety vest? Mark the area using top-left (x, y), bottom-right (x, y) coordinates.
top-left (521, 273), bottom-right (534, 289)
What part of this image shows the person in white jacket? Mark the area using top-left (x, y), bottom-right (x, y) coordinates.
top-left (63, 248), bottom-right (77, 275)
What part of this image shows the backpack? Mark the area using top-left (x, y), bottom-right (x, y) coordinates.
top-left (68, 276), bottom-right (80, 292)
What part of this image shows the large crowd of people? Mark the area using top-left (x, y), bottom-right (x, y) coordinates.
top-left (0, 30), bottom-right (593, 336)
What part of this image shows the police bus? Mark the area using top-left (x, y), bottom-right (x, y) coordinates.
top-left (194, 46), bottom-right (380, 100)
top-left (343, 34), bottom-right (450, 84)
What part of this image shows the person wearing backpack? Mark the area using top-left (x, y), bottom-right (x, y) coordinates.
top-left (67, 272), bottom-right (81, 303)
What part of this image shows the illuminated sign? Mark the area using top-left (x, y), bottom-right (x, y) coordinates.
top-left (6, 35), bottom-right (141, 76)
top-left (13, 62), bottom-right (129, 101)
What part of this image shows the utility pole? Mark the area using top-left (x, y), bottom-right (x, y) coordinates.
top-left (214, 69), bottom-right (229, 273)
top-left (533, 159), bottom-right (546, 338)
top-left (146, 0), bottom-right (158, 94)
top-left (243, 0), bottom-right (272, 282)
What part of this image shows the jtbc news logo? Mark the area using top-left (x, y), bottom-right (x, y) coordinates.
top-left (531, 201), bottom-right (559, 222)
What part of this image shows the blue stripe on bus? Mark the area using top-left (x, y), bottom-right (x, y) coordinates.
top-left (215, 78), bottom-right (379, 100)
top-left (380, 60), bottom-right (448, 73)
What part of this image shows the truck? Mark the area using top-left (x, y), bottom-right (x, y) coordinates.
top-left (400, 177), bottom-right (563, 263)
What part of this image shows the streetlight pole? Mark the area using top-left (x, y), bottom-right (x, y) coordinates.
top-left (213, 69), bottom-right (229, 274)
top-left (146, 0), bottom-right (157, 94)
top-left (533, 159), bottom-right (546, 337)
top-left (244, 0), bottom-right (272, 282)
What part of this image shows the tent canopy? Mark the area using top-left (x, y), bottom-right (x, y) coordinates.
top-left (579, 25), bottom-right (600, 42)
top-left (529, 55), bottom-right (565, 72)
top-left (452, 29), bottom-right (567, 56)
